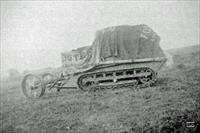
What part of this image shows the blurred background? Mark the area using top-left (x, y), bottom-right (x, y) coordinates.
top-left (1, 1), bottom-right (199, 77)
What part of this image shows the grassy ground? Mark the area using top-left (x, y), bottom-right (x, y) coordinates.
top-left (1, 50), bottom-right (200, 133)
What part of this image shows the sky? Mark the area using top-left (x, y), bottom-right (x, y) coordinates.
top-left (1, 1), bottom-right (199, 76)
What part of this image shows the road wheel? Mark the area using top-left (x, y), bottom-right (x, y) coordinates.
top-left (139, 76), bottom-right (151, 84)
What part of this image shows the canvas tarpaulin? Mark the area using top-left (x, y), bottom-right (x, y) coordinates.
top-left (61, 24), bottom-right (165, 69)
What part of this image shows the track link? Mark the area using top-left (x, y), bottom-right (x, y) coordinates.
top-left (77, 67), bottom-right (156, 91)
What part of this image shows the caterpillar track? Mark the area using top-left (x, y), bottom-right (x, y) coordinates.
top-left (77, 67), bottom-right (156, 91)
top-left (21, 25), bottom-right (168, 99)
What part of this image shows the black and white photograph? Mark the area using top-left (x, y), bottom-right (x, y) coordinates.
top-left (0, 0), bottom-right (200, 133)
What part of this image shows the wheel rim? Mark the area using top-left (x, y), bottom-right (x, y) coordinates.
top-left (22, 74), bottom-right (45, 99)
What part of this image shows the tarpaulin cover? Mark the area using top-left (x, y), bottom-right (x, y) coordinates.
top-left (61, 24), bottom-right (165, 69)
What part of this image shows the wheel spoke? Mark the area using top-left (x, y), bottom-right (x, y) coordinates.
top-left (22, 74), bottom-right (45, 99)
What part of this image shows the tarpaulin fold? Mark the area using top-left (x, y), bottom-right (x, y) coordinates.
top-left (61, 24), bottom-right (165, 69)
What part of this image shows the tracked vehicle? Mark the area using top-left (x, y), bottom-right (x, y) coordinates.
top-left (22, 24), bottom-right (167, 99)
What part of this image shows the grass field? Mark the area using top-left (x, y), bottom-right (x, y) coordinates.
top-left (1, 46), bottom-right (200, 133)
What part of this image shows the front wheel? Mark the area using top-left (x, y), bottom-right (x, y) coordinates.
top-left (41, 73), bottom-right (58, 93)
top-left (22, 74), bottom-right (45, 99)
top-left (41, 73), bottom-right (57, 83)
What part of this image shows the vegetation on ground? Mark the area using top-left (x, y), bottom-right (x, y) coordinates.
top-left (1, 46), bottom-right (200, 133)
